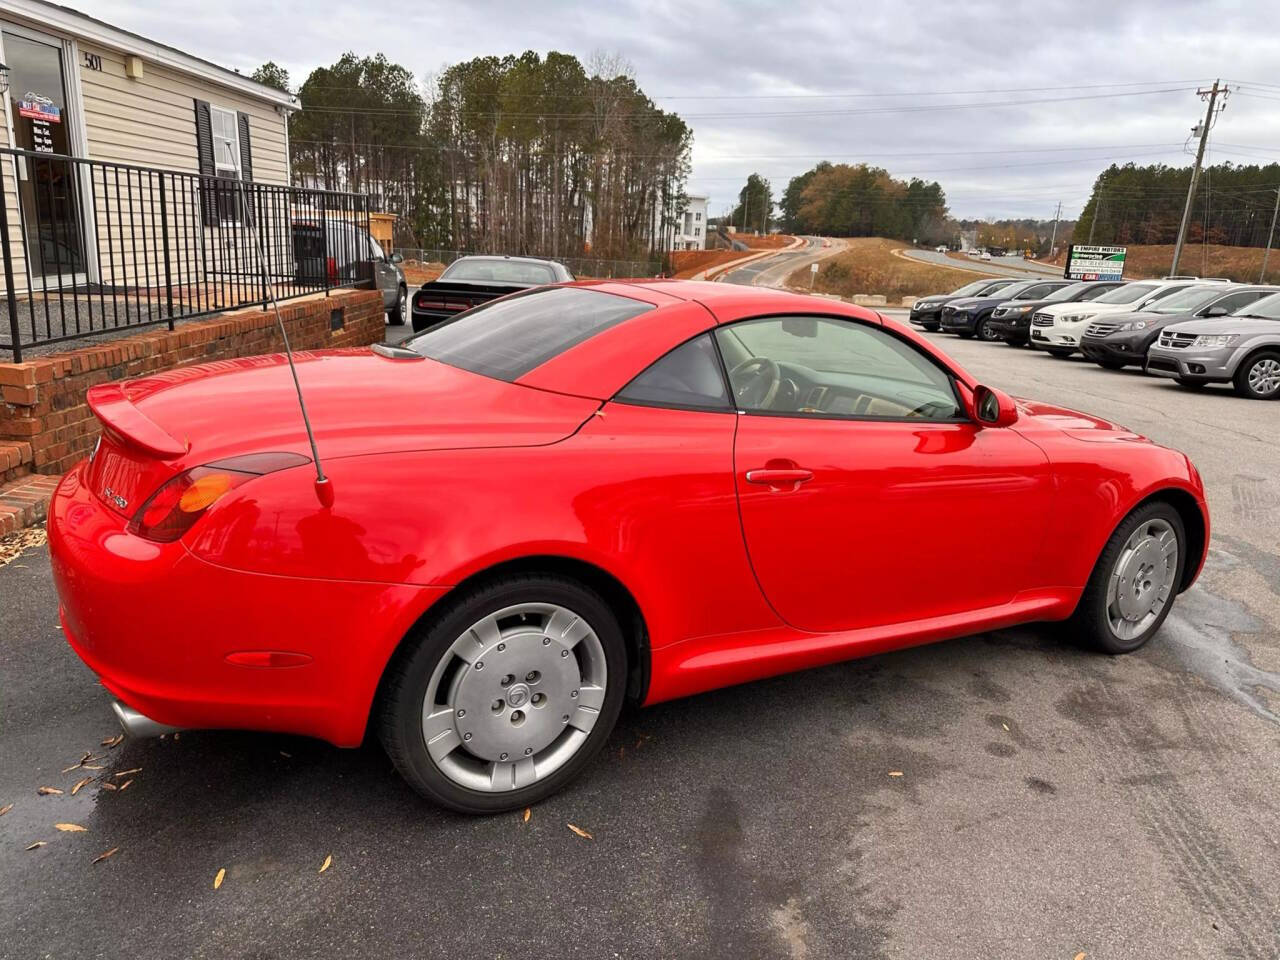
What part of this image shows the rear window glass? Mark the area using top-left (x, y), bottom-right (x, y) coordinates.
top-left (442, 258), bottom-right (557, 284)
top-left (408, 286), bottom-right (653, 381)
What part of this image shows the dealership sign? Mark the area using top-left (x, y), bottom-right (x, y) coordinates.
top-left (1064, 244), bottom-right (1126, 281)
top-left (18, 93), bottom-right (60, 124)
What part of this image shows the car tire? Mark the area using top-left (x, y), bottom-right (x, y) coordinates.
top-left (1096, 360), bottom-right (1126, 370)
top-left (1002, 338), bottom-right (1023, 347)
top-left (378, 574), bottom-right (627, 814)
top-left (921, 324), bottom-right (939, 332)
top-left (975, 316), bottom-right (1001, 341)
top-left (1232, 350), bottom-right (1280, 400)
top-left (1069, 500), bottom-right (1186, 655)
top-left (387, 285), bottom-right (407, 326)
top-left (1047, 348), bottom-right (1073, 359)
top-left (957, 330), bottom-right (975, 339)
top-left (1174, 378), bottom-right (1207, 390)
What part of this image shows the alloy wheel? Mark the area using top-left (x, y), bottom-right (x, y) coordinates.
top-left (1105, 518), bottom-right (1178, 641)
top-left (420, 602), bottom-right (608, 792)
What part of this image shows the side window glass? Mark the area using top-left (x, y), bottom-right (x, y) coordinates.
top-left (713, 316), bottom-right (961, 421)
top-left (1218, 291), bottom-right (1264, 313)
top-left (616, 334), bottom-right (731, 411)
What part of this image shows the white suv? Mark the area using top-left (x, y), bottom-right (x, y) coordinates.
top-left (1029, 278), bottom-right (1230, 357)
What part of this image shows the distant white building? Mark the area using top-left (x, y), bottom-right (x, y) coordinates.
top-left (659, 194), bottom-right (708, 250)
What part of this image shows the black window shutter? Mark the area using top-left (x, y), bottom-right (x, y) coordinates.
top-left (236, 112), bottom-right (255, 224)
top-left (193, 99), bottom-right (217, 226)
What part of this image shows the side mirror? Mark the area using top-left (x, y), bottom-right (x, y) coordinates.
top-left (972, 385), bottom-right (1018, 427)
top-left (1204, 305), bottom-right (1228, 317)
top-left (389, 252), bottom-right (404, 264)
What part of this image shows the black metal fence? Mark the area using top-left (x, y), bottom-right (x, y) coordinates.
top-left (0, 147), bottom-right (373, 361)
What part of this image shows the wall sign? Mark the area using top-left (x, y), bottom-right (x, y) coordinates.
top-left (1063, 244), bottom-right (1126, 281)
top-left (30, 118), bottom-right (53, 152)
top-left (82, 51), bottom-right (103, 71)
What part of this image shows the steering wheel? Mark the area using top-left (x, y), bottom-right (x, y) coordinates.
top-left (729, 357), bottom-right (782, 409)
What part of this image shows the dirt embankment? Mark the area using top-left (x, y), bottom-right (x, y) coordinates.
top-left (728, 232), bottom-right (795, 250)
top-left (787, 238), bottom-right (998, 299)
top-left (670, 249), bottom-right (758, 279)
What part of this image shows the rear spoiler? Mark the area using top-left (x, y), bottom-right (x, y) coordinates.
top-left (86, 383), bottom-right (188, 459)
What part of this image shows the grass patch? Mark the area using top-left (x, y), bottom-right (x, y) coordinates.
top-left (788, 238), bottom-right (997, 300)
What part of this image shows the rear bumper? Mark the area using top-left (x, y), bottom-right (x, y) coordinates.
top-left (49, 467), bottom-right (446, 747)
top-left (410, 308), bottom-right (458, 333)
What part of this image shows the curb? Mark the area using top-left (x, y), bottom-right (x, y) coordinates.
top-left (0, 473), bottom-right (60, 535)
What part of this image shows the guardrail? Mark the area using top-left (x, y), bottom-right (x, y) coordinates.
top-left (393, 247), bottom-right (664, 281)
top-left (0, 147), bottom-right (373, 361)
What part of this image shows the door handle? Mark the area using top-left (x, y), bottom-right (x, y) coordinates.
top-left (745, 467), bottom-right (813, 490)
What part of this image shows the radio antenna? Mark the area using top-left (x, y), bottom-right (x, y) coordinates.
top-left (234, 180), bottom-right (334, 508)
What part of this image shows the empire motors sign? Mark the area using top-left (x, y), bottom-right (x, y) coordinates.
top-left (1063, 244), bottom-right (1126, 281)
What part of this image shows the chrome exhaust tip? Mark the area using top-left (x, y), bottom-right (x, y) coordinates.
top-left (111, 701), bottom-right (182, 739)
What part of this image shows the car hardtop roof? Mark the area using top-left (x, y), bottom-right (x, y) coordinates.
top-left (452, 254), bottom-right (566, 266)
top-left (566, 277), bottom-right (884, 322)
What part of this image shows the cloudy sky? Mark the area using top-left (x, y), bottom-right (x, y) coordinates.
top-left (98, 0), bottom-right (1280, 221)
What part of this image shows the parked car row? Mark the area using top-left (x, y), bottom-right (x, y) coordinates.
top-left (911, 276), bottom-right (1280, 399)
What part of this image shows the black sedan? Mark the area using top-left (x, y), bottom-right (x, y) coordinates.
top-left (908, 278), bottom-right (1016, 332)
top-left (988, 280), bottom-right (1127, 346)
top-left (939, 279), bottom-right (1074, 340)
top-left (1079, 283), bottom-right (1277, 369)
top-left (411, 255), bottom-right (575, 333)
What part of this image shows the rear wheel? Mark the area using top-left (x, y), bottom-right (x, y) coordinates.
top-left (379, 575), bottom-right (627, 813)
top-left (387, 285), bottom-right (407, 325)
top-left (1070, 501), bottom-right (1185, 654)
top-left (1233, 350), bottom-right (1280, 400)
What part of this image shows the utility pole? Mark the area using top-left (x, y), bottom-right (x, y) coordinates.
top-left (1171, 80), bottom-right (1227, 276)
top-left (1261, 187), bottom-right (1280, 283)
top-left (1047, 201), bottom-right (1061, 258)
top-left (1088, 190), bottom-right (1104, 244)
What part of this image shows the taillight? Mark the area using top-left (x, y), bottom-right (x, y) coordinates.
top-left (129, 452), bottom-right (310, 543)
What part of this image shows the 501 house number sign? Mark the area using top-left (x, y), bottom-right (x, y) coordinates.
top-left (82, 51), bottom-right (102, 71)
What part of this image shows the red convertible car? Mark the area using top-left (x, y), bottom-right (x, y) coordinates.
top-left (49, 280), bottom-right (1208, 813)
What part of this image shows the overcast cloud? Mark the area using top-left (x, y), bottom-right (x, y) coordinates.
top-left (95, 0), bottom-right (1280, 220)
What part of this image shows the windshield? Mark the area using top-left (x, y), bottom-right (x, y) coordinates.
top-left (976, 279), bottom-right (1015, 295)
top-left (1045, 281), bottom-right (1105, 303)
top-left (1235, 292), bottom-right (1280, 320)
top-left (408, 286), bottom-right (652, 380)
top-left (948, 280), bottom-right (990, 296)
top-left (1095, 282), bottom-right (1158, 304)
top-left (441, 258), bottom-right (557, 285)
top-left (1146, 286), bottom-right (1221, 315)
top-left (995, 281), bottom-right (1036, 299)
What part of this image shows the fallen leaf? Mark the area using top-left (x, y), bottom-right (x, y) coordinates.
top-left (1074, 954), bottom-right (1087, 960)
top-left (214, 867), bottom-right (226, 889)
top-left (319, 854), bottom-right (332, 874)
top-left (113, 768), bottom-right (142, 779)
top-left (888, 771), bottom-right (904, 777)
top-left (0, 803), bottom-right (12, 817)
top-left (25, 841), bottom-right (46, 850)
top-left (1002, 723), bottom-right (1010, 732)
top-left (523, 807), bottom-right (531, 823)
top-left (93, 846), bottom-right (119, 864)
top-left (55, 823), bottom-right (88, 832)
top-left (567, 823), bottom-right (593, 840)
top-left (82, 765), bottom-right (104, 771)
top-left (70, 777), bottom-right (93, 796)
top-left (99, 781), bottom-right (118, 792)
top-left (118, 779), bottom-right (134, 791)
top-left (36, 786), bottom-right (63, 796)
top-left (101, 734), bottom-right (124, 748)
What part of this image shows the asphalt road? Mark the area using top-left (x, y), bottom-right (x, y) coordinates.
top-left (897, 248), bottom-right (1058, 279)
top-left (3, 320), bottom-right (1280, 959)
top-left (718, 236), bottom-right (845, 287)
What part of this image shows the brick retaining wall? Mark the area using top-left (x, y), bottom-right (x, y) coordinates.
top-left (0, 288), bottom-right (385, 488)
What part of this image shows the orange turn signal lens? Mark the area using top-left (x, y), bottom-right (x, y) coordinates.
top-left (177, 473), bottom-right (236, 513)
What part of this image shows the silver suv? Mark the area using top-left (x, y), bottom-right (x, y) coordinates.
top-left (1146, 291), bottom-right (1280, 399)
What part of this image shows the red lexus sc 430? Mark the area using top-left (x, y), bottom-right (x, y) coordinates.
top-left (49, 281), bottom-right (1208, 813)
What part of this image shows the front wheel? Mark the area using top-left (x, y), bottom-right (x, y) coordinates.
top-left (975, 316), bottom-right (1001, 341)
top-left (1233, 350), bottom-right (1280, 400)
top-left (1070, 501), bottom-right (1185, 654)
top-left (378, 575), bottom-right (627, 813)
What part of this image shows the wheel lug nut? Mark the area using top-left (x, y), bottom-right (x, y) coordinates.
top-left (562, 715), bottom-right (570, 723)
top-left (497, 643), bottom-right (506, 651)
top-left (500, 752), bottom-right (508, 761)
top-left (491, 699), bottom-right (504, 712)
top-left (501, 674), bottom-right (514, 686)
top-left (542, 637), bottom-right (550, 646)
top-left (524, 747), bottom-right (532, 756)
top-left (457, 709), bottom-right (466, 718)
top-left (525, 671), bottom-right (539, 682)
top-left (570, 690), bottom-right (578, 699)
top-left (463, 732), bottom-right (472, 741)
top-left (560, 650), bottom-right (569, 658)
top-left (475, 661), bottom-right (484, 670)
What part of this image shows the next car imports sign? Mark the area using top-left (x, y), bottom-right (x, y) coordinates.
top-left (1064, 244), bottom-right (1126, 281)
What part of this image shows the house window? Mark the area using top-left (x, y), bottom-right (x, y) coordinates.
top-left (210, 105), bottom-right (242, 223)
top-left (695, 212), bottom-right (702, 221)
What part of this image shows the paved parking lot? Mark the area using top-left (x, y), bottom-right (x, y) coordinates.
top-left (2, 320), bottom-right (1278, 959)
